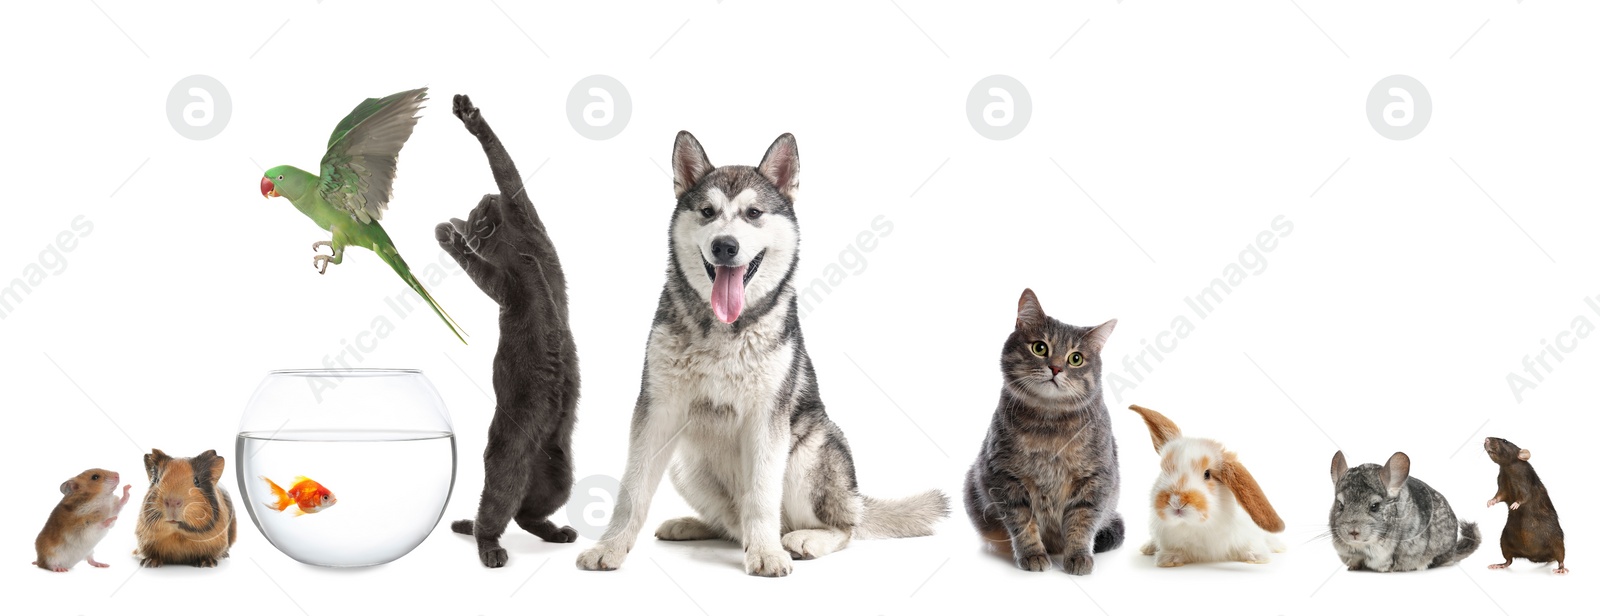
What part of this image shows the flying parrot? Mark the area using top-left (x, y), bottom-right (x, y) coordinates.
top-left (259, 87), bottom-right (466, 344)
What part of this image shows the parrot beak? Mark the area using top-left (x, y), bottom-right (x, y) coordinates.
top-left (260, 177), bottom-right (278, 199)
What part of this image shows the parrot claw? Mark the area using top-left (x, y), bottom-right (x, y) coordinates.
top-left (312, 241), bottom-right (334, 256)
top-left (313, 254), bottom-right (332, 275)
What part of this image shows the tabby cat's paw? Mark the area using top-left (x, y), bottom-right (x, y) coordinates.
top-left (1015, 553), bottom-right (1051, 572)
top-left (1062, 551), bottom-right (1095, 575)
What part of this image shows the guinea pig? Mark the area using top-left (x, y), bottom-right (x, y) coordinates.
top-left (134, 449), bottom-right (237, 568)
top-left (34, 468), bottom-right (131, 572)
top-left (1484, 437), bottom-right (1566, 574)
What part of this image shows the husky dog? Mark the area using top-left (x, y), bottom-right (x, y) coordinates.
top-left (575, 132), bottom-right (948, 577)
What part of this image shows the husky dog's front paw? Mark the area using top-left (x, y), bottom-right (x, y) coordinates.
top-left (1015, 552), bottom-right (1051, 572)
top-left (576, 541), bottom-right (629, 571)
top-left (1062, 551), bottom-right (1095, 575)
top-left (781, 529), bottom-right (847, 560)
top-left (744, 544), bottom-right (793, 577)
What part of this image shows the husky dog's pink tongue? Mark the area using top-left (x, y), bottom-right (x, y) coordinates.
top-left (711, 265), bottom-right (747, 323)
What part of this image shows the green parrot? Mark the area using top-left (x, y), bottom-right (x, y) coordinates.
top-left (259, 87), bottom-right (466, 344)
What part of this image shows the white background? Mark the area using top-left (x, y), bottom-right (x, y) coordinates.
top-left (0, 1), bottom-right (1592, 615)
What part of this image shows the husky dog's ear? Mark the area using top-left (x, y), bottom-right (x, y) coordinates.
top-left (672, 130), bottom-right (714, 199)
top-left (758, 133), bottom-right (800, 201)
top-left (1016, 288), bottom-right (1045, 330)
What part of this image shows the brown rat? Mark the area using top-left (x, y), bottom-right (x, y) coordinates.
top-left (1484, 437), bottom-right (1566, 575)
top-left (34, 468), bottom-right (132, 572)
top-left (133, 449), bottom-right (237, 568)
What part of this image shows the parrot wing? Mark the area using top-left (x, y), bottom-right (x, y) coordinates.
top-left (318, 87), bottom-right (428, 224)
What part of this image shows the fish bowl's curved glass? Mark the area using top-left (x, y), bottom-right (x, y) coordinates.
top-left (237, 369), bottom-right (456, 567)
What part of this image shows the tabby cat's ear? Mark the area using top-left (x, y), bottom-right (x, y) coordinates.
top-left (1083, 319), bottom-right (1117, 353)
top-left (1016, 288), bottom-right (1046, 330)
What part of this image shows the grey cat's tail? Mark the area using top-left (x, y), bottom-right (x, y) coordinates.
top-left (1441, 521), bottom-right (1481, 566)
top-left (451, 520), bottom-right (475, 535)
top-left (855, 490), bottom-right (951, 539)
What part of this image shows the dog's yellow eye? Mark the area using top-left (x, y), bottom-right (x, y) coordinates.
top-left (1067, 351), bottom-right (1084, 367)
top-left (1030, 341), bottom-right (1048, 357)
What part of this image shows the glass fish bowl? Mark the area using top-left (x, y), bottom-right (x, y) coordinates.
top-left (237, 369), bottom-right (456, 567)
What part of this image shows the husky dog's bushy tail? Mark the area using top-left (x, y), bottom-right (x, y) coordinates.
top-left (856, 491), bottom-right (950, 539)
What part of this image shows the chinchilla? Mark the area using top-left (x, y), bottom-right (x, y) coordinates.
top-left (1328, 451), bottom-right (1479, 572)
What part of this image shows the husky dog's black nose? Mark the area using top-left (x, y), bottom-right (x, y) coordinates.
top-left (711, 236), bottom-right (740, 264)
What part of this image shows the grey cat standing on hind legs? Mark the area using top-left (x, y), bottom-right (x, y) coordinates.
top-left (1329, 451), bottom-right (1480, 572)
top-left (965, 289), bottom-right (1125, 575)
top-left (575, 130), bottom-right (949, 577)
top-left (437, 94), bottom-right (580, 568)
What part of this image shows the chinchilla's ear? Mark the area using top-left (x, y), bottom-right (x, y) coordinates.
top-left (1330, 451), bottom-right (1349, 487)
top-left (1379, 452), bottom-right (1411, 498)
top-left (671, 131), bottom-right (713, 199)
top-left (1218, 452), bottom-right (1285, 533)
top-left (1016, 289), bottom-right (1046, 330)
top-left (1518, 449), bottom-right (1531, 461)
top-left (1128, 405), bottom-right (1182, 453)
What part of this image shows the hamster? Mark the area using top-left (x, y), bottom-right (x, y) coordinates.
top-left (1329, 451), bottom-right (1480, 572)
top-left (133, 449), bottom-right (237, 568)
top-left (34, 468), bottom-right (131, 572)
top-left (1484, 437), bottom-right (1566, 574)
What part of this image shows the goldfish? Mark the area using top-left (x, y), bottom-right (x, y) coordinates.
top-left (260, 476), bottom-right (337, 516)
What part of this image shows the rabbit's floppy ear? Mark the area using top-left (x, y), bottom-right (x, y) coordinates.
top-left (1330, 451), bottom-right (1348, 487)
top-left (1379, 452), bottom-right (1410, 498)
top-left (1128, 405), bottom-right (1182, 454)
top-left (1217, 451), bottom-right (1285, 532)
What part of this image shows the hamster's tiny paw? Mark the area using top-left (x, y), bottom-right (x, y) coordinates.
top-left (576, 542), bottom-right (628, 571)
top-left (102, 516), bottom-right (118, 529)
top-left (744, 544), bottom-right (793, 577)
top-left (1015, 553), bottom-right (1051, 572)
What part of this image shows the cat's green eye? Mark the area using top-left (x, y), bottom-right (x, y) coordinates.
top-left (1029, 341), bottom-right (1049, 357)
top-left (1067, 351), bottom-right (1084, 367)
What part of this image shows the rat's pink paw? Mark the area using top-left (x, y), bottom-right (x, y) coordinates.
top-left (1488, 563), bottom-right (1510, 569)
top-left (1555, 567), bottom-right (1569, 575)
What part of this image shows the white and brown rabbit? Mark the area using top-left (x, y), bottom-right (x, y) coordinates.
top-left (1128, 405), bottom-right (1286, 567)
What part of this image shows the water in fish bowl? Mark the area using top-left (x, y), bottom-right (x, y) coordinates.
top-left (237, 429), bottom-right (456, 567)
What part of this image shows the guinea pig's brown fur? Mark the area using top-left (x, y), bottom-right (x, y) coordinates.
top-left (1484, 437), bottom-right (1566, 574)
top-left (134, 449), bottom-right (237, 568)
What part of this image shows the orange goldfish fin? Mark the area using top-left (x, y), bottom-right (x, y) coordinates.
top-left (292, 507), bottom-right (306, 517)
top-left (260, 476), bottom-right (292, 512)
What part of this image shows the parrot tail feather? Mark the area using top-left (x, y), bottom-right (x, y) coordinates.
top-left (378, 249), bottom-right (468, 344)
